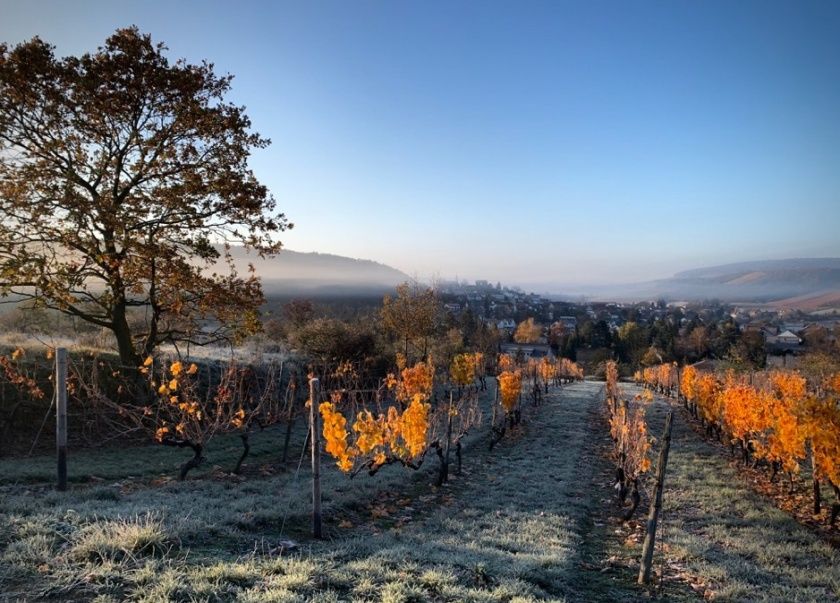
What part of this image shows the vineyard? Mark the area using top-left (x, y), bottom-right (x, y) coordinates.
top-left (636, 362), bottom-right (840, 528)
top-left (1, 345), bottom-right (839, 601)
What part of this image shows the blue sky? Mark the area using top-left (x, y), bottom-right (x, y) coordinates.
top-left (2, 1), bottom-right (839, 290)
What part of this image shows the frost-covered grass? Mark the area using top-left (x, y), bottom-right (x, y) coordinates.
top-left (1, 382), bottom-right (837, 602)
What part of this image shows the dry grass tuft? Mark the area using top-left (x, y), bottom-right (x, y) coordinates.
top-left (69, 513), bottom-right (173, 563)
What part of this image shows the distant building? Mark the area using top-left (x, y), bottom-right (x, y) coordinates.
top-left (497, 318), bottom-right (516, 331)
top-left (500, 343), bottom-right (553, 359)
top-left (558, 315), bottom-right (578, 330)
top-left (765, 329), bottom-right (802, 356)
top-left (774, 330), bottom-right (802, 345)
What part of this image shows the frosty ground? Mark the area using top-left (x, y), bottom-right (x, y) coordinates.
top-left (1, 381), bottom-right (837, 602)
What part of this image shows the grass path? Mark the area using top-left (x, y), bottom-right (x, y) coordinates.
top-left (633, 385), bottom-right (840, 602)
top-left (300, 380), bottom-right (639, 602)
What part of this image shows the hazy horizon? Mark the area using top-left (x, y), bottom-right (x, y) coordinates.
top-left (3, 0), bottom-right (839, 287)
top-left (274, 248), bottom-right (840, 295)
top-left (228, 247), bottom-right (840, 303)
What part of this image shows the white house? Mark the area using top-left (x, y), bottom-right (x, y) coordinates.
top-left (774, 330), bottom-right (801, 346)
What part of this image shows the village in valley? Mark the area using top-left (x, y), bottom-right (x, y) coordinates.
top-left (435, 279), bottom-right (838, 371)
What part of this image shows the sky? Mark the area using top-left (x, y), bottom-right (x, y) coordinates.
top-left (2, 0), bottom-right (839, 291)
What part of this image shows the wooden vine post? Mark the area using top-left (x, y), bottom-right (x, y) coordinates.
top-left (638, 410), bottom-right (674, 585)
top-left (309, 377), bottom-right (322, 539)
top-left (444, 390), bottom-right (453, 478)
top-left (491, 382), bottom-right (498, 428)
top-left (55, 347), bottom-right (68, 491)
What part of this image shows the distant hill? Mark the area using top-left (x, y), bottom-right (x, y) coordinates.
top-left (768, 290), bottom-right (840, 311)
top-left (224, 247), bottom-right (411, 297)
top-left (582, 258), bottom-right (840, 305)
top-left (673, 258), bottom-right (840, 281)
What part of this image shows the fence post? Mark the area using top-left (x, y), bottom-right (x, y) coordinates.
top-left (56, 347), bottom-right (68, 491)
top-left (638, 410), bottom-right (674, 585)
top-left (309, 377), bottom-right (322, 539)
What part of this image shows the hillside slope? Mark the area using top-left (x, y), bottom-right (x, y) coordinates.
top-left (225, 246), bottom-right (410, 296)
top-left (582, 258), bottom-right (840, 303)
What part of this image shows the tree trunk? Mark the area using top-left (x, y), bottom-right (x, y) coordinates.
top-left (616, 466), bottom-right (628, 504)
top-left (234, 433), bottom-right (250, 474)
top-left (811, 451), bottom-right (820, 515)
top-left (489, 425), bottom-right (505, 451)
top-left (435, 444), bottom-right (447, 486)
top-left (623, 479), bottom-right (641, 521)
top-left (112, 300), bottom-right (141, 369)
top-left (179, 443), bottom-right (204, 480)
top-left (439, 393), bottom-right (453, 485)
top-left (813, 476), bottom-right (821, 515)
top-left (490, 385), bottom-right (500, 450)
top-left (160, 438), bottom-right (204, 480)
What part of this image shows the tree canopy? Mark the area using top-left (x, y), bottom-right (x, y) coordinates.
top-left (513, 318), bottom-right (542, 344)
top-left (0, 28), bottom-right (289, 367)
top-left (380, 282), bottom-right (439, 359)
